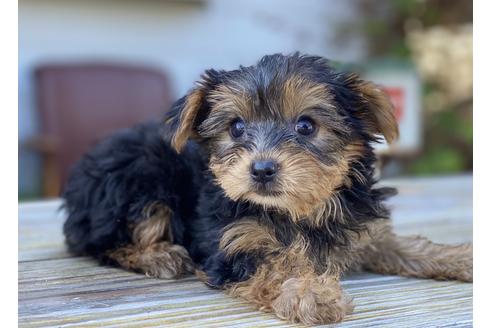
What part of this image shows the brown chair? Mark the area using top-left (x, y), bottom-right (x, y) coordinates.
top-left (25, 63), bottom-right (173, 198)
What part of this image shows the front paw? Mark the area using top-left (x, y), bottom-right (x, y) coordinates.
top-left (271, 276), bottom-right (353, 325)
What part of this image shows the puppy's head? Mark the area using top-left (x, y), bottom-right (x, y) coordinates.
top-left (167, 53), bottom-right (398, 220)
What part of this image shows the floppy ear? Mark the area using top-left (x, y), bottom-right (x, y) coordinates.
top-left (343, 73), bottom-right (399, 143)
top-left (165, 70), bottom-right (220, 152)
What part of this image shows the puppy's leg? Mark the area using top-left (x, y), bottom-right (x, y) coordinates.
top-left (362, 228), bottom-right (472, 282)
top-left (106, 204), bottom-right (194, 279)
top-left (218, 221), bottom-right (353, 324)
top-left (227, 251), bottom-right (352, 324)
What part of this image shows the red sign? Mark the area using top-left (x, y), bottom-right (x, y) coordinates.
top-left (382, 87), bottom-right (404, 123)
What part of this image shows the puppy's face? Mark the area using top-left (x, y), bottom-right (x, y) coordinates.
top-left (169, 54), bottom-right (398, 220)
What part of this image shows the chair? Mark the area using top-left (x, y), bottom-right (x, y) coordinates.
top-left (26, 63), bottom-right (173, 197)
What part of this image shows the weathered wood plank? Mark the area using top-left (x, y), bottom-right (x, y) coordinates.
top-left (18, 175), bottom-right (473, 327)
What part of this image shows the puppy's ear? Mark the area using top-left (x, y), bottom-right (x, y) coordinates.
top-left (343, 73), bottom-right (399, 143)
top-left (165, 70), bottom-right (220, 152)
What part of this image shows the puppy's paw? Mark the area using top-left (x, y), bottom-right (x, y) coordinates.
top-left (271, 276), bottom-right (353, 325)
top-left (140, 242), bottom-right (195, 279)
top-left (108, 242), bottom-right (195, 279)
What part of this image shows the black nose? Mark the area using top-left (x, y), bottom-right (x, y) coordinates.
top-left (251, 160), bottom-right (278, 183)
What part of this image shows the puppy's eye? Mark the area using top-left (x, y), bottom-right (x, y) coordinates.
top-left (230, 119), bottom-right (245, 138)
top-left (295, 117), bottom-right (315, 136)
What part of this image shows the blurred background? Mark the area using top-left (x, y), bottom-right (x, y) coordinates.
top-left (18, 0), bottom-right (472, 200)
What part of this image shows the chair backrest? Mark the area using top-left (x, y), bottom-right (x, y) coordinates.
top-left (35, 63), bottom-right (173, 193)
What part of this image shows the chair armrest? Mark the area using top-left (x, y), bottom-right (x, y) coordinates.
top-left (21, 135), bottom-right (62, 197)
top-left (22, 135), bottom-right (60, 154)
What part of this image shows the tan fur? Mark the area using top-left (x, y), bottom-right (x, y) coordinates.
top-left (219, 217), bottom-right (471, 325)
top-left (281, 76), bottom-right (336, 119)
top-left (210, 146), bottom-right (350, 222)
top-left (208, 84), bottom-right (253, 119)
top-left (207, 74), bottom-right (337, 122)
top-left (135, 203), bottom-right (174, 246)
top-left (220, 219), bottom-right (282, 257)
top-left (339, 142), bottom-right (366, 188)
top-left (106, 204), bottom-right (194, 279)
top-left (195, 269), bottom-right (212, 285)
top-left (204, 74), bottom-right (361, 223)
top-left (107, 241), bottom-right (194, 279)
top-left (172, 87), bottom-right (206, 153)
top-left (361, 224), bottom-right (473, 282)
top-left (272, 274), bottom-right (353, 324)
top-left (225, 235), bottom-right (353, 325)
top-left (315, 219), bottom-right (473, 283)
top-left (210, 141), bottom-right (370, 225)
top-left (348, 74), bottom-right (399, 143)
top-left (218, 220), bottom-right (358, 324)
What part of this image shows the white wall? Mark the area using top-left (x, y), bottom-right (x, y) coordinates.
top-left (19, 0), bottom-right (365, 195)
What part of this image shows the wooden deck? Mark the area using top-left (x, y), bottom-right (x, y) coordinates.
top-left (19, 175), bottom-right (473, 327)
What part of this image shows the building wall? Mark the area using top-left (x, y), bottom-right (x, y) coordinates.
top-left (19, 0), bottom-right (364, 195)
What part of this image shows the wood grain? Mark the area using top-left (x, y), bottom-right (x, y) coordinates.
top-left (18, 175), bottom-right (473, 327)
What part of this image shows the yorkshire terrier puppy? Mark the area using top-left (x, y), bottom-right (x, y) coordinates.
top-left (63, 53), bottom-right (472, 325)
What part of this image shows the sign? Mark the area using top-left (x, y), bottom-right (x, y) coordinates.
top-left (364, 64), bottom-right (422, 155)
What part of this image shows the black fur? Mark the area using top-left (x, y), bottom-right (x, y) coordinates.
top-left (63, 53), bottom-right (395, 287)
top-left (62, 122), bottom-right (203, 256)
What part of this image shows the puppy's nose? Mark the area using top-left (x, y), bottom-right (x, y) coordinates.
top-left (251, 160), bottom-right (278, 183)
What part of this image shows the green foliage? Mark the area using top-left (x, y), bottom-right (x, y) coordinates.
top-left (347, 0), bottom-right (473, 175)
top-left (409, 147), bottom-right (465, 175)
top-left (409, 104), bottom-right (473, 175)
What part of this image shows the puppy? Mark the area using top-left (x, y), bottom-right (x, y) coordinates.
top-left (63, 53), bottom-right (472, 325)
